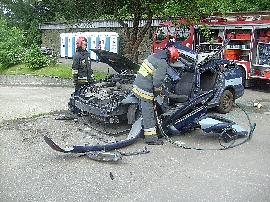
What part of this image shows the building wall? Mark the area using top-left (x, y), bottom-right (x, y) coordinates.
top-left (40, 24), bottom-right (157, 62)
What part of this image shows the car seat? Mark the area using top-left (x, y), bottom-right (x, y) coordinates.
top-left (200, 70), bottom-right (218, 94)
top-left (168, 72), bottom-right (196, 103)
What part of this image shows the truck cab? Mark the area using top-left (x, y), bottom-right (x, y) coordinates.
top-left (152, 12), bottom-right (270, 87)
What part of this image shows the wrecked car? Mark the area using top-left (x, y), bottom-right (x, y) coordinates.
top-left (68, 40), bottom-right (244, 125)
top-left (44, 39), bottom-right (251, 158)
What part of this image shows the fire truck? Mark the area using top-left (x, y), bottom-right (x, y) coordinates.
top-left (152, 12), bottom-right (270, 87)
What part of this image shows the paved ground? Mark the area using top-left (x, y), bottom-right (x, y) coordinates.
top-left (0, 86), bottom-right (74, 121)
top-left (0, 84), bottom-right (269, 202)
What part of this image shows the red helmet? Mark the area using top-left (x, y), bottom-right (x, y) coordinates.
top-left (167, 46), bottom-right (179, 63)
top-left (76, 36), bottom-right (87, 47)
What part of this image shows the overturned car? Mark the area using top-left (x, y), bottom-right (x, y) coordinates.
top-left (69, 40), bottom-right (244, 125)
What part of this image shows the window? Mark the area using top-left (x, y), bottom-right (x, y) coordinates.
top-left (176, 26), bottom-right (190, 42)
top-left (156, 26), bottom-right (168, 41)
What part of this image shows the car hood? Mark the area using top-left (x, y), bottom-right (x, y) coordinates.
top-left (91, 49), bottom-right (140, 74)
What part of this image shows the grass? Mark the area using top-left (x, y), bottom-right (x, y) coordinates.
top-left (0, 63), bottom-right (109, 80)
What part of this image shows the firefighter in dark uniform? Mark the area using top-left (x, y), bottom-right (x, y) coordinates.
top-left (132, 44), bottom-right (179, 145)
top-left (72, 36), bottom-right (93, 90)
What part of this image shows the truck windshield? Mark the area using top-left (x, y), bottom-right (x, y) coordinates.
top-left (156, 26), bottom-right (168, 41)
top-left (176, 26), bottom-right (190, 42)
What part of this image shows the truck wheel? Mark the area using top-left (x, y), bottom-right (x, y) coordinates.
top-left (217, 90), bottom-right (233, 113)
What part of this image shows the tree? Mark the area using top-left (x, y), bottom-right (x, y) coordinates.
top-left (0, 0), bottom-right (56, 46)
top-left (76, 0), bottom-right (269, 62)
top-left (0, 17), bottom-right (26, 69)
top-left (6, 0), bottom-right (209, 61)
top-left (197, 0), bottom-right (270, 14)
top-left (1, 0), bottom-right (269, 62)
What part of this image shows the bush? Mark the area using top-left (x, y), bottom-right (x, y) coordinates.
top-left (0, 17), bottom-right (26, 69)
top-left (47, 50), bottom-right (60, 66)
top-left (24, 45), bottom-right (49, 70)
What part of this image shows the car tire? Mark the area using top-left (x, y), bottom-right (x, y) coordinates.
top-left (216, 90), bottom-right (233, 113)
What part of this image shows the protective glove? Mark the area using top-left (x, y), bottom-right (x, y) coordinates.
top-left (154, 86), bottom-right (162, 93)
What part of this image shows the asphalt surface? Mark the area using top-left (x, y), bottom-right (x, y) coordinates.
top-left (0, 83), bottom-right (269, 201)
top-left (0, 86), bottom-right (74, 121)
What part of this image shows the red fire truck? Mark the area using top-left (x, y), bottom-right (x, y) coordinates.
top-left (152, 12), bottom-right (270, 87)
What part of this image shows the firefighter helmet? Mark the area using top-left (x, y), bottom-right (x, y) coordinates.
top-left (167, 46), bottom-right (179, 63)
top-left (76, 36), bottom-right (87, 47)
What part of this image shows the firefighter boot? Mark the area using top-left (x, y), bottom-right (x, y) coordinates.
top-left (145, 135), bottom-right (163, 145)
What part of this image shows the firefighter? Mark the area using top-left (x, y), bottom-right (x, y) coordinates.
top-left (72, 36), bottom-right (93, 90)
top-left (132, 43), bottom-right (179, 145)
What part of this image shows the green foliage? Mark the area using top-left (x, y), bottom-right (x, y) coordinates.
top-left (93, 70), bottom-right (111, 80)
top-left (0, 62), bottom-right (109, 80)
top-left (0, 17), bottom-right (26, 69)
top-left (24, 45), bottom-right (49, 70)
top-left (1, 0), bottom-right (55, 47)
top-left (194, 0), bottom-right (270, 14)
top-left (199, 24), bottom-right (213, 40)
top-left (26, 19), bottom-right (42, 46)
top-left (1, 0), bottom-right (269, 64)
top-left (0, 62), bottom-right (71, 78)
top-left (48, 51), bottom-right (60, 66)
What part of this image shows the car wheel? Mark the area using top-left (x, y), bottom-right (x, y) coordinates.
top-left (217, 90), bottom-right (233, 113)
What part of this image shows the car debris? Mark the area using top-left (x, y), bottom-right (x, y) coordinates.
top-left (44, 38), bottom-right (255, 161)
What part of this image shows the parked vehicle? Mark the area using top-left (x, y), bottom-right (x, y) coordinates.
top-left (152, 11), bottom-right (270, 87)
top-left (39, 47), bottom-right (53, 55)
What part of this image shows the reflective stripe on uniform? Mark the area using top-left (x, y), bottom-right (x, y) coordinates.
top-left (72, 69), bottom-right (78, 74)
top-left (138, 65), bottom-right (149, 77)
top-left (78, 77), bottom-right (88, 83)
top-left (144, 127), bottom-right (157, 136)
top-left (138, 62), bottom-right (154, 77)
top-left (144, 60), bottom-right (155, 75)
top-left (78, 80), bottom-right (88, 83)
top-left (132, 85), bottom-right (154, 100)
top-left (142, 62), bottom-right (154, 75)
